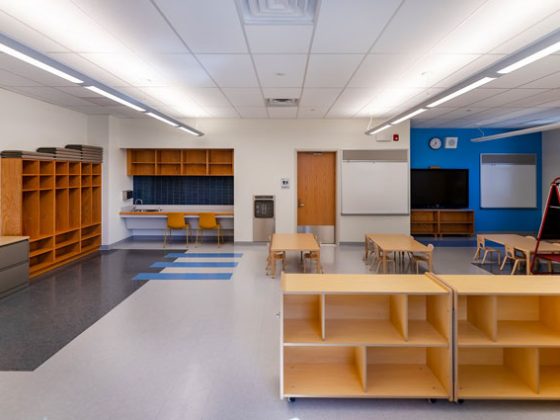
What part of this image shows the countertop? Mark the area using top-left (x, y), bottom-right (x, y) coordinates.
top-left (120, 211), bottom-right (233, 216)
top-left (0, 236), bottom-right (29, 247)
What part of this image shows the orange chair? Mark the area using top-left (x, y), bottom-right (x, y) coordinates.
top-left (164, 213), bottom-right (189, 248)
top-left (196, 213), bottom-right (222, 246)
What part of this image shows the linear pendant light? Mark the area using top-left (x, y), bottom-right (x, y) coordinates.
top-left (370, 124), bottom-right (391, 134)
top-left (85, 86), bottom-right (145, 112)
top-left (427, 77), bottom-right (496, 108)
top-left (0, 42), bottom-right (82, 84)
top-left (178, 126), bottom-right (201, 136)
top-left (498, 41), bottom-right (560, 74)
top-left (391, 108), bottom-right (426, 125)
top-left (146, 112), bottom-right (179, 127)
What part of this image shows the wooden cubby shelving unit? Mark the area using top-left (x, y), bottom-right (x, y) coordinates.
top-left (127, 148), bottom-right (234, 176)
top-left (1, 158), bottom-right (102, 278)
top-left (281, 273), bottom-right (453, 400)
top-left (440, 275), bottom-right (560, 400)
top-left (411, 209), bottom-right (474, 237)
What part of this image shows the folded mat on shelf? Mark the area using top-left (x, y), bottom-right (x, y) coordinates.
top-left (1, 150), bottom-right (54, 160)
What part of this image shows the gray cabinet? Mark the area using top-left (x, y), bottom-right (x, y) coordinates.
top-left (0, 237), bottom-right (29, 298)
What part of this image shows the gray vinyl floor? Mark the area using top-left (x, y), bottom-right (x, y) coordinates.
top-left (1, 243), bottom-right (559, 420)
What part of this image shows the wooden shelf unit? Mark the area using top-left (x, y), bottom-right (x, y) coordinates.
top-left (411, 209), bottom-right (474, 237)
top-left (439, 275), bottom-right (560, 400)
top-left (127, 148), bottom-right (234, 176)
top-left (281, 273), bottom-right (453, 400)
top-left (0, 158), bottom-right (102, 277)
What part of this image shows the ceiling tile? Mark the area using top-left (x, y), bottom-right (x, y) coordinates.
top-left (506, 89), bottom-right (560, 108)
top-left (298, 107), bottom-right (329, 118)
top-left (0, 68), bottom-right (40, 86)
top-left (72, 0), bottom-right (186, 54)
top-left (349, 54), bottom-right (413, 88)
top-left (204, 107), bottom-right (240, 118)
top-left (437, 88), bottom-right (506, 108)
top-left (9, 86), bottom-right (100, 107)
top-left (0, 10), bottom-right (69, 53)
top-left (268, 107), bottom-right (297, 118)
top-left (147, 54), bottom-right (216, 88)
top-left (521, 71), bottom-right (560, 89)
top-left (261, 87), bottom-right (302, 99)
top-left (471, 88), bottom-right (548, 107)
top-left (222, 88), bottom-right (264, 107)
top-left (196, 54), bottom-right (258, 87)
top-left (305, 54), bottom-right (363, 88)
top-left (245, 25), bottom-right (313, 53)
top-left (237, 107), bottom-right (268, 118)
top-left (81, 52), bottom-right (166, 86)
top-left (434, 54), bottom-right (505, 88)
top-left (312, 0), bottom-right (400, 53)
top-left (48, 53), bottom-right (130, 87)
top-left (372, 0), bottom-right (487, 54)
top-left (328, 87), bottom-right (377, 116)
top-left (185, 88), bottom-right (231, 108)
top-left (154, 0), bottom-right (248, 53)
top-left (299, 88), bottom-right (341, 107)
top-left (0, 54), bottom-right (77, 87)
top-left (253, 54), bottom-right (307, 87)
top-left (140, 86), bottom-right (208, 117)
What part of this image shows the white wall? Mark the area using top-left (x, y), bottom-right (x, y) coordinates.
top-left (0, 88), bottom-right (87, 150)
top-left (115, 118), bottom-right (411, 243)
top-left (542, 129), bottom-right (560, 207)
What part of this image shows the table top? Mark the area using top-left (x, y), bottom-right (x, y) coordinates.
top-left (120, 212), bottom-right (233, 217)
top-left (482, 233), bottom-right (560, 253)
top-left (366, 233), bottom-right (432, 253)
top-left (282, 273), bottom-right (448, 294)
top-left (271, 233), bottom-right (320, 252)
top-left (438, 274), bottom-right (560, 295)
top-left (0, 236), bottom-right (29, 247)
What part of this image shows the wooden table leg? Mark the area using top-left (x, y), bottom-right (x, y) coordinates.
top-left (382, 250), bottom-right (388, 274)
top-left (364, 235), bottom-right (368, 261)
top-left (428, 251), bottom-right (433, 272)
top-left (317, 250), bottom-right (321, 273)
top-left (526, 252), bottom-right (532, 275)
top-left (271, 250), bottom-right (276, 278)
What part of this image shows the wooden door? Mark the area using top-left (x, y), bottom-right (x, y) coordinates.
top-left (297, 152), bottom-right (336, 227)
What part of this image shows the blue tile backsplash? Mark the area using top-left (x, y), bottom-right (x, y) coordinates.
top-left (133, 176), bottom-right (234, 205)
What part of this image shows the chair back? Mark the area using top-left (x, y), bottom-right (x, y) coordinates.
top-left (199, 213), bottom-right (218, 229)
top-left (476, 235), bottom-right (484, 248)
top-left (167, 213), bottom-right (186, 229)
top-left (505, 244), bottom-right (516, 258)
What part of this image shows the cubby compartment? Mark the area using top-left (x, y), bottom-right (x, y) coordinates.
top-left (81, 187), bottom-right (92, 225)
top-left (29, 236), bottom-right (53, 258)
top-left (22, 160), bottom-right (39, 175)
top-left (283, 294), bottom-right (322, 343)
top-left (22, 175), bottom-right (39, 190)
top-left (69, 188), bottom-right (81, 228)
top-left (92, 187), bottom-right (101, 223)
top-left (92, 175), bottom-right (102, 186)
top-left (91, 163), bottom-right (101, 175)
top-left (539, 348), bottom-right (560, 397)
top-left (209, 164), bottom-right (233, 175)
top-left (81, 224), bottom-right (101, 241)
top-left (325, 294), bottom-right (407, 344)
top-left (283, 346), bottom-right (365, 397)
top-left (55, 229), bottom-right (80, 249)
top-left (366, 347), bottom-right (450, 398)
top-left (129, 149), bottom-right (156, 163)
top-left (457, 295), bottom-right (497, 344)
top-left (184, 163), bottom-right (207, 175)
top-left (30, 250), bottom-right (54, 273)
top-left (408, 294), bottom-right (450, 345)
top-left (69, 175), bottom-right (80, 188)
top-left (157, 164), bottom-right (181, 175)
top-left (39, 190), bottom-right (54, 235)
top-left (457, 347), bottom-right (539, 399)
top-left (55, 161), bottom-right (68, 174)
top-left (81, 235), bottom-right (101, 252)
top-left (81, 163), bottom-right (92, 175)
top-left (56, 175), bottom-right (69, 189)
top-left (81, 175), bottom-right (92, 187)
top-left (69, 161), bottom-right (81, 175)
top-left (40, 175), bottom-right (54, 189)
top-left (22, 191), bottom-right (40, 238)
top-left (55, 241), bottom-right (81, 261)
top-left (55, 189), bottom-right (69, 231)
top-left (157, 149), bottom-right (182, 163)
top-left (39, 161), bottom-right (54, 175)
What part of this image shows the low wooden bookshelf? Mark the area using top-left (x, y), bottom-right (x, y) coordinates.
top-left (411, 209), bottom-right (474, 237)
top-left (439, 275), bottom-right (560, 401)
top-left (281, 273), bottom-right (453, 401)
top-left (1, 158), bottom-right (102, 278)
top-left (127, 148), bottom-right (234, 176)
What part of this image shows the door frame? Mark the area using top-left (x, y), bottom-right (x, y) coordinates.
top-left (295, 149), bottom-right (339, 244)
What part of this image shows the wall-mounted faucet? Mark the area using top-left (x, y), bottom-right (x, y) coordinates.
top-left (134, 198), bottom-right (143, 205)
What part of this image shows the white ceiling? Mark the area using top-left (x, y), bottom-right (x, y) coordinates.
top-left (0, 0), bottom-right (559, 128)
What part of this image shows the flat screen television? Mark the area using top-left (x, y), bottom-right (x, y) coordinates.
top-left (411, 169), bottom-right (469, 209)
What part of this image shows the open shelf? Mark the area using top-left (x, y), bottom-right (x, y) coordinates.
top-left (281, 273), bottom-right (452, 400)
top-left (411, 209), bottom-right (474, 237)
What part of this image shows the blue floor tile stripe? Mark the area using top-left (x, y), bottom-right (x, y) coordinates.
top-left (165, 253), bottom-right (243, 258)
top-left (133, 272), bottom-right (232, 281)
top-left (151, 262), bottom-right (238, 268)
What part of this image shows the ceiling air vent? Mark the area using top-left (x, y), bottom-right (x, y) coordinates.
top-left (266, 98), bottom-right (299, 107)
top-left (236, 0), bottom-right (318, 24)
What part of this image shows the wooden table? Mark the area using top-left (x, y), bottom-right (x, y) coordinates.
top-left (480, 234), bottom-right (560, 274)
top-left (365, 233), bottom-right (433, 274)
top-left (269, 233), bottom-right (320, 277)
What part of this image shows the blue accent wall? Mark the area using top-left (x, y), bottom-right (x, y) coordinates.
top-left (133, 176), bottom-right (234, 205)
top-left (411, 128), bottom-right (542, 233)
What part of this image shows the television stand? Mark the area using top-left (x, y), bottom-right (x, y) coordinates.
top-left (411, 209), bottom-right (474, 237)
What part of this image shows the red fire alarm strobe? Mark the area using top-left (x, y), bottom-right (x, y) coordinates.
top-left (393, 133), bottom-right (399, 142)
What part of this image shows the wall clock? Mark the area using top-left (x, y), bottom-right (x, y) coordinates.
top-left (429, 137), bottom-right (442, 150)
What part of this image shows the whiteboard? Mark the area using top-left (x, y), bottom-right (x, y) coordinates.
top-left (341, 161), bottom-right (409, 214)
top-left (480, 158), bottom-right (536, 208)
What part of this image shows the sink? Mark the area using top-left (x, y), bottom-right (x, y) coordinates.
top-left (132, 208), bottom-right (160, 212)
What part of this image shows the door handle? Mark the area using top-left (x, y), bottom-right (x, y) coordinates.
top-left (298, 200), bottom-right (304, 208)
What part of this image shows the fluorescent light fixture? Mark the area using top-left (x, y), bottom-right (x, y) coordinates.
top-left (178, 126), bottom-right (201, 136)
top-left (146, 112), bottom-right (178, 127)
top-left (368, 124), bottom-right (391, 135)
top-left (391, 108), bottom-right (427, 125)
top-left (427, 77), bottom-right (496, 108)
top-left (498, 41), bottom-right (560, 74)
top-left (0, 42), bottom-right (83, 84)
top-left (85, 86), bottom-right (145, 112)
